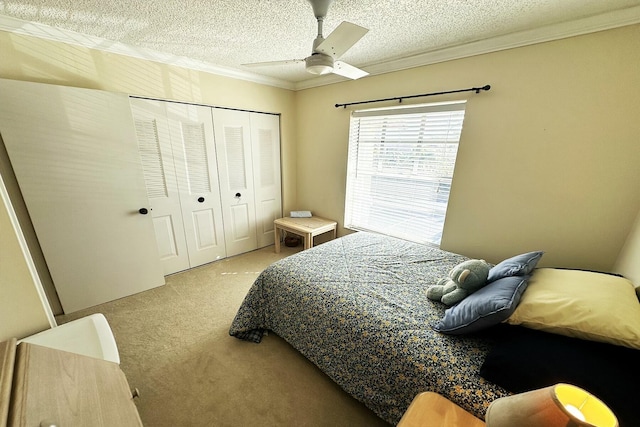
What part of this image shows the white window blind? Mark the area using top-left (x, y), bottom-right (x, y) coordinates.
top-left (344, 101), bottom-right (466, 246)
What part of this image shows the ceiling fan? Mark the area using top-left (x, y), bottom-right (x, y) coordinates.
top-left (243, 0), bottom-right (369, 80)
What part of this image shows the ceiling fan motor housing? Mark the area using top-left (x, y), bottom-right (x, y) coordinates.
top-left (307, 0), bottom-right (333, 18)
top-left (305, 53), bottom-right (334, 74)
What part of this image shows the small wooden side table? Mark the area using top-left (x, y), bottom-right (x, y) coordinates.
top-left (274, 216), bottom-right (337, 253)
top-left (397, 392), bottom-right (486, 427)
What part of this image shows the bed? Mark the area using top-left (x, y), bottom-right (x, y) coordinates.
top-left (229, 231), bottom-right (639, 426)
top-left (229, 232), bottom-right (510, 423)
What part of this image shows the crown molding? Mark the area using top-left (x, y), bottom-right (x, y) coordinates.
top-left (0, 15), bottom-right (296, 91)
top-left (1, 5), bottom-right (639, 93)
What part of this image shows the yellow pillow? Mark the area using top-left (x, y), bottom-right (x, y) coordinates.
top-left (506, 268), bottom-right (640, 350)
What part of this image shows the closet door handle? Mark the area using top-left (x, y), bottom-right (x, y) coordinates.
top-left (197, 197), bottom-right (205, 203)
top-left (138, 208), bottom-right (149, 215)
top-left (235, 193), bottom-right (241, 198)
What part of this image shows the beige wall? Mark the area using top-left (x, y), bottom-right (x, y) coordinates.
top-left (295, 24), bottom-right (640, 271)
top-left (0, 173), bottom-right (52, 341)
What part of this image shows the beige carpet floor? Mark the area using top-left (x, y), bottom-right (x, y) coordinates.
top-left (57, 244), bottom-right (391, 427)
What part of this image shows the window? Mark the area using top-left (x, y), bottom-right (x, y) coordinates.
top-left (344, 101), bottom-right (466, 246)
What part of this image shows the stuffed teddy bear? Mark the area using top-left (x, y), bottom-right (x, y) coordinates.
top-left (427, 259), bottom-right (490, 306)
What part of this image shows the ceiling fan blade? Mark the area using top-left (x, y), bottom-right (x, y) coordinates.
top-left (332, 61), bottom-right (368, 80)
top-left (242, 59), bottom-right (304, 68)
top-left (316, 21), bottom-right (368, 59)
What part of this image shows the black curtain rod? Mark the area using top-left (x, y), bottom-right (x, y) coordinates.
top-left (129, 95), bottom-right (279, 116)
top-left (335, 84), bottom-right (491, 109)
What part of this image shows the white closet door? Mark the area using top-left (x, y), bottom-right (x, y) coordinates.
top-left (166, 103), bottom-right (226, 267)
top-left (250, 113), bottom-right (282, 248)
top-left (212, 108), bottom-right (258, 257)
top-left (0, 79), bottom-right (164, 313)
top-left (130, 98), bottom-right (190, 275)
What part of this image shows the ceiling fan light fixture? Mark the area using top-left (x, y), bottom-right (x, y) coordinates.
top-left (307, 64), bottom-right (333, 75)
top-left (305, 54), bottom-right (334, 75)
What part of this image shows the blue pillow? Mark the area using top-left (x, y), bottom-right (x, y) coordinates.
top-left (433, 276), bottom-right (530, 335)
top-left (487, 251), bottom-right (543, 283)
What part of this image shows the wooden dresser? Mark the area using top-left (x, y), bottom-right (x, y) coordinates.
top-left (0, 338), bottom-right (142, 426)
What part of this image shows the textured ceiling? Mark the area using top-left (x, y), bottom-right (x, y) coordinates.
top-left (1, 0), bottom-right (640, 89)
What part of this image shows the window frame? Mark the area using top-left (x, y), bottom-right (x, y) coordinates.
top-left (343, 101), bottom-right (467, 246)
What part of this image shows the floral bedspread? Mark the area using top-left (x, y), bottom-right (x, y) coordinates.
top-left (229, 232), bottom-right (509, 424)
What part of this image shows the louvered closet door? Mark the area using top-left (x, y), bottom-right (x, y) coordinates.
top-left (130, 98), bottom-right (190, 275)
top-left (212, 108), bottom-right (258, 257)
top-left (250, 113), bottom-right (282, 248)
top-left (166, 103), bottom-right (226, 267)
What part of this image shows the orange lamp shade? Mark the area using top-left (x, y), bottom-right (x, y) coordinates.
top-left (485, 383), bottom-right (618, 427)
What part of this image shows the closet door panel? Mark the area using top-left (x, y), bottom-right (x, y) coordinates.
top-left (230, 204), bottom-right (251, 239)
top-left (0, 79), bottom-right (164, 313)
top-left (192, 209), bottom-right (217, 248)
top-left (152, 215), bottom-right (182, 259)
top-left (166, 103), bottom-right (226, 267)
top-left (250, 113), bottom-right (282, 248)
top-left (130, 98), bottom-right (190, 275)
top-left (212, 108), bottom-right (258, 257)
